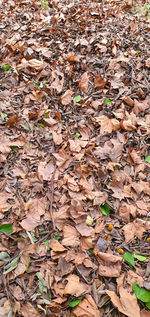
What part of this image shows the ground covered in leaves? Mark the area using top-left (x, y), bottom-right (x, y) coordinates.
top-left (0, 0), bottom-right (150, 316)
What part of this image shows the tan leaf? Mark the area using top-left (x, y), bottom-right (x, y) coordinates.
top-left (49, 239), bottom-right (66, 252)
top-left (76, 222), bottom-right (94, 237)
top-left (94, 75), bottom-right (106, 89)
top-left (145, 58), bottom-right (150, 68)
top-left (62, 225), bottom-right (80, 247)
top-left (0, 192), bottom-right (13, 213)
top-left (37, 161), bottom-right (55, 181)
top-left (93, 191), bottom-right (108, 206)
top-left (20, 302), bottom-right (40, 317)
top-left (119, 202), bottom-right (131, 223)
top-left (18, 58), bottom-right (44, 71)
top-left (20, 210), bottom-right (41, 231)
top-left (12, 286), bottom-right (25, 300)
top-left (133, 99), bottom-right (149, 115)
top-left (123, 219), bottom-right (150, 243)
top-left (64, 274), bottom-right (88, 296)
top-left (61, 89), bottom-right (73, 105)
top-left (78, 72), bottom-right (89, 93)
top-left (140, 309), bottom-right (150, 317)
top-left (52, 131), bottom-right (63, 145)
top-left (51, 69), bottom-right (64, 93)
top-left (73, 294), bottom-right (100, 317)
top-left (94, 247), bottom-right (123, 277)
top-left (24, 198), bottom-right (46, 216)
top-left (106, 288), bottom-right (140, 317)
top-left (66, 52), bottom-right (79, 63)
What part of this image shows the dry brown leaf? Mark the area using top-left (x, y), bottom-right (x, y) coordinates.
top-left (18, 58), bottom-right (44, 71)
top-left (73, 294), bottom-right (100, 317)
top-left (5, 114), bottom-right (18, 127)
top-left (140, 309), bottom-right (150, 317)
top-left (24, 198), bottom-right (46, 216)
top-left (20, 210), bottom-right (41, 231)
top-left (62, 225), bottom-right (80, 247)
top-left (106, 288), bottom-right (140, 317)
top-left (123, 96), bottom-right (134, 107)
top-left (20, 302), bottom-right (40, 317)
top-left (119, 202), bottom-right (131, 223)
top-left (76, 222), bottom-right (94, 237)
top-left (51, 69), bottom-right (64, 93)
top-left (78, 72), bottom-right (89, 93)
top-left (52, 131), bottom-right (63, 145)
top-left (43, 117), bottom-right (57, 127)
top-left (123, 218), bottom-right (150, 243)
top-left (133, 99), bottom-right (149, 115)
top-left (12, 286), bottom-right (25, 301)
top-left (64, 274), bottom-right (88, 296)
top-left (66, 52), bottom-right (79, 63)
top-left (93, 191), bottom-right (108, 206)
top-left (145, 58), bottom-right (150, 68)
top-left (95, 116), bottom-right (120, 134)
top-left (37, 161), bottom-right (55, 181)
top-left (0, 192), bottom-right (14, 214)
top-left (61, 89), bottom-right (73, 105)
top-left (132, 181), bottom-right (150, 196)
top-left (94, 75), bottom-right (106, 89)
top-left (94, 247), bottom-right (123, 277)
top-left (49, 239), bottom-right (66, 252)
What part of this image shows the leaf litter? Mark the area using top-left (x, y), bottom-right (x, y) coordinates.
top-left (0, 0), bottom-right (150, 316)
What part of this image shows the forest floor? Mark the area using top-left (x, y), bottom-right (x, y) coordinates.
top-left (0, 0), bottom-right (150, 316)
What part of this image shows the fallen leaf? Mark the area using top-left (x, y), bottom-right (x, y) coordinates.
top-left (94, 75), bottom-right (106, 89)
top-left (64, 274), bottom-right (88, 296)
top-left (123, 219), bottom-right (150, 243)
top-left (5, 114), bottom-right (18, 127)
top-left (52, 131), bottom-right (63, 145)
top-left (73, 294), bottom-right (100, 317)
top-left (78, 72), bottom-right (89, 93)
top-left (95, 116), bottom-right (120, 134)
top-left (94, 247), bottom-right (123, 277)
top-left (66, 52), bottom-right (79, 63)
top-left (62, 225), bottom-right (80, 247)
top-left (106, 287), bottom-right (140, 317)
top-left (20, 302), bottom-right (40, 317)
top-left (37, 161), bottom-right (55, 181)
top-left (61, 89), bottom-right (73, 105)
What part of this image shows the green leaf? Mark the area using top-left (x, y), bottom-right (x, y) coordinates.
top-left (104, 98), bottom-right (112, 105)
top-left (100, 203), bottom-right (110, 216)
top-left (75, 95), bottom-right (81, 103)
top-left (75, 132), bottom-right (81, 138)
top-left (133, 282), bottom-right (150, 303)
top-left (89, 248), bottom-right (94, 254)
top-left (134, 254), bottom-right (147, 262)
top-left (53, 233), bottom-right (61, 241)
top-left (146, 4), bottom-right (150, 9)
top-left (11, 146), bottom-right (19, 151)
top-left (136, 50), bottom-right (141, 55)
top-left (2, 64), bottom-right (10, 71)
top-left (25, 260), bottom-right (32, 272)
top-left (69, 296), bottom-right (84, 308)
top-left (34, 82), bottom-right (40, 88)
top-left (0, 252), bottom-right (10, 262)
top-left (39, 123), bottom-right (45, 127)
top-left (3, 252), bottom-right (22, 275)
top-left (123, 252), bottom-right (135, 267)
top-left (24, 122), bottom-right (30, 132)
top-left (44, 240), bottom-right (50, 251)
top-left (145, 155), bottom-right (150, 163)
top-left (36, 272), bottom-right (47, 294)
top-left (0, 224), bottom-right (13, 234)
top-left (0, 112), bottom-right (7, 120)
top-left (146, 301), bottom-right (150, 309)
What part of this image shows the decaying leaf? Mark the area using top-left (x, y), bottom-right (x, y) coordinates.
top-left (94, 246), bottom-right (123, 277)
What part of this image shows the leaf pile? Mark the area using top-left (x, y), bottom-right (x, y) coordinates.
top-left (0, 0), bottom-right (150, 316)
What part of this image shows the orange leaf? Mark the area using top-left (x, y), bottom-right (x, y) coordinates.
top-left (6, 114), bottom-right (18, 127)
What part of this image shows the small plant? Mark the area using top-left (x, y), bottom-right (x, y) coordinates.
top-left (41, 0), bottom-right (48, 9)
